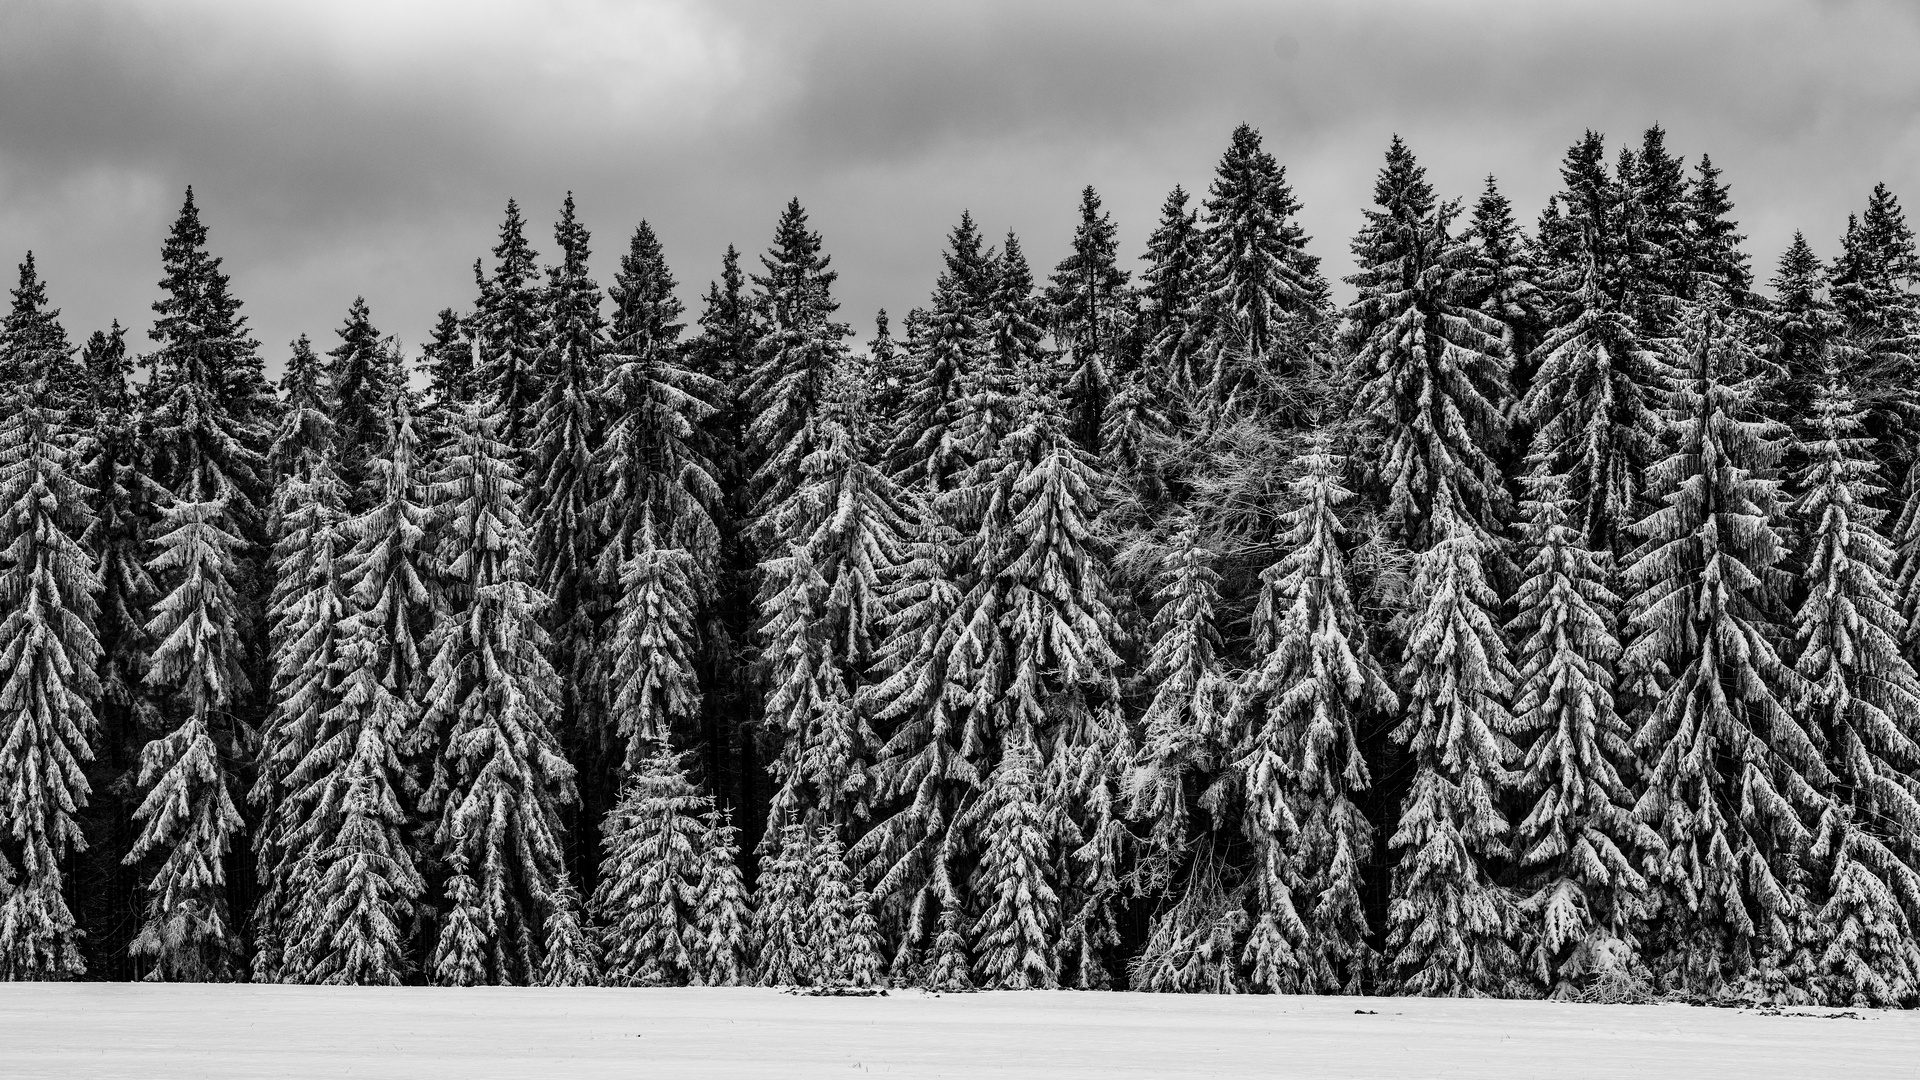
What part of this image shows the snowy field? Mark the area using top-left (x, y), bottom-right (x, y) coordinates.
top-left (4, 985), bottom-right (1917, 1080)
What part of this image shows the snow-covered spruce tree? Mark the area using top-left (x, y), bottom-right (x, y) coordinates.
top-left (752, 822), bottom-right (816, 985)
top-left (421, 308), bottom-right (475, 415)
top-left (864, 310), bottom-right (909, 430)
top-left (593, 749), bottom-right (710, 986)
top-left (1139, 185), bottom-right (1205, 387)
top-left (269, 335), bottom-right (334, 482)
top-left (845, 892), bottom-right (885, 989)
top-left (144, 187), bottom-right (275, 566)
top-left (1830, 184), bottom-right (1920, 479)
top-left (1124, 522), bottom-right (1242, 996)
top-left (758, 370), bottom-right (909, 837)
top-left (743, 199), bottom-right (852, 548)
top-left (1522, 137), bottom-right (1666, 560)
top-left (525, 195), bottom-right (610, 791)
top-left (1790, 377), bottom-right (1920, 1006)
top-left (597, 217), bottom-right (717, 571)
top-left (250, 450), bottom-right (353, 982)
top-left (1000, 366), bottom-right (1130, 986)
top-left (146, 187), bottom-right (275, 507)
top-left (74, 323), bottom-right (158, 977)
top-left (1832, 185), bottom-right (1920, 356)
top-left (926, 907), bottom-right (973, 991)
top-left (968, 735), bottom-right (1059, 990)
top-left (1619, 125), bottom-right (1694, 336)
top-left (1625, 301), bottom-right (1822, 999)
top-left (337, 400), bottom-right (439, 801)
top-left (130, 191), bottom-right (270, 980)
top-left (592, 517), bottom-right (706, 986)
top-left (2, 254), bottom-right (81, 409)
top-left (1189, 123), bottom-right (1327, 411)
top-left (941, 235), bottom-right (1131, 988)
top-left (1507, 469), bottom-right (1653, 999)
top-left (1534, 131), bottom-right (1618, 288)
top-left (1104, 187), bottom-right (1199, 505)
top-left (595, 226), bottom-right (718, 776)
top-left (595, 222), bottom-right (721, 802)
top-left (609, 220), bottom-right (684, 360)
top-left (277, 403), bottom-right (435, 985)
top-left (327, 297), bottom-right (400, 493)
top-left (943, 234), bottom-right (1035, 489)
top-left (0, 392), bottom-right (101, 980)
top-left (608, 517), bottom-right (702, 771)
top-left (806, 827), bottom-right (877, 988)
top-left (888, 212), bottom-right (994, 492)
top-left (1460, 177), bottom-right (1547, 403)
top-left (420, 406), bottom-right (577, 985)
top-left (847, 500), bottom-right (964, 973)
top-left (538, 881), bottom-right (599, 986)
top-left (1765, 235), bottom-right (1844, 438)
top-left (1344, 136), bottom-right (1512, 549)
top-left (831, 875), bottom-right (882, 990)
top-left (755, 542), bottom-right (846, 833)
top-left (684, 243), bottom-right (760, 818)
top-left (1126, 524), bottom-right (1231, 884)
top-left (860, 236), bottom-right (1126, 986)
top-left (129, 496), bottom-right (251, 982)
top-left (1893, 467), bottom-right (1920, 674)
top-left (687, 245), bottom-right (753, 505)
top-left (1239, 438), bottom-right (1397, 994)
top-left (1046, 186), bottom-right (1131, 457)
top-left (431, 869), bottom-right (487, 987)
top-left (1688, 155), bottom-right (1752, 308)
top-left (1387, 510), bottom-right (1522, 997)
top-left (474, 198), bottom-right (547, 448)
top-left (689, 245), bottom-right (754, 455)
top-left (284, 714), bottom-right (425, 986)
top-left (688, 807), bottom-right (751, 985)
top-left (1101, 351), bottom-right (1174, 511)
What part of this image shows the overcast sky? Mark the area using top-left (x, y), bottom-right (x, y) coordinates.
top-left (4, 0), bottom-right (1920, 369)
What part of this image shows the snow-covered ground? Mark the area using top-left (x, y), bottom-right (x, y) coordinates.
top-left (4, 984), bottom-right (1914, 1079)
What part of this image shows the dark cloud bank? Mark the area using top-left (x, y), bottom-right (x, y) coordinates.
top-left (3, 0), bottom-right (1919, 367)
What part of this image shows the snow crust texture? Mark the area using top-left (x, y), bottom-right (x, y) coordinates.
top-left (4, 985), bottom-right (1917, 1080)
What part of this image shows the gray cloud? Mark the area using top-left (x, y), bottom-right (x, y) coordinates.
top-left (3, 0), bottom-right (1919, 367)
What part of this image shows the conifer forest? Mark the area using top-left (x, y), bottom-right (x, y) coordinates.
top-left (11, 120), bottom-right (1920, 1009)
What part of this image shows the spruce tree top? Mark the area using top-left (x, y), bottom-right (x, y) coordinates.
top-left (3, 252), bottom-right (71, 387)
top-left (1832, 183), bottom-right (1920, 342)
top-left (271, 335), bottom-right (335, 477)
top-left (1140, 185), bottom-right (1202, 337)
top-left (1461, 176), bottom-right (1545, 353)
top-left (151, 188), bottom-right (263, 406)
top-left (1198, 123), bottom-right (1326, 354)
top-left (1767, 234), bottom-right (1842, 419)
top-left (691, 245), bottom-right (752, 386)
top-left (421, 307), bottom-right (473, 409)
top-left (756, 199), bottom-right (839, 327)
top-left (1631, 125), bottom-right (1693, 307)
top-left (609, 219), bottom-right (685, 355)
top-left (491, 198), bottom-right (541, 292)
top-left (1344, 135), bottom-right (1439, 310)
top-left (1045, 185), bottom-right (1129, 337)
top-left (151, 187), bottom-right (214, 348)
top-left (330, 297), bottom-right (383, 382)
top-left (547, 193), bottom-right (607, 345)
top-left (327, 296), bottom-right (397, 477)
top-left (1689, 155), bottom-right (1750, 302)
top-left (80, 322), bottom-right (133, 417)
top-left (937, 211), bottom-right (994, 310)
